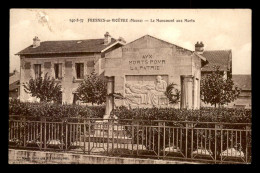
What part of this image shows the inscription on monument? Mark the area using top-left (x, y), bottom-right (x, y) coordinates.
top-left (129, 54), bottom-right (166, 71)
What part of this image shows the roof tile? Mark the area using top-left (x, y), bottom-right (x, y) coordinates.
top-left (201, 50), bottom-right (231, 72)
top-left (232, 74), bottom-right (251, 90)
top-left (16, 38), bottom-right (118, 55)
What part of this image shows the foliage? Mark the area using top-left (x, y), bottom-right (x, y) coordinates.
top-left (9, 99), bottom-right (105, 119)
top-left (201, 66), bottom-right (241, 107)
top-left (164, 83), bottom-right (181, 104)
top-left (76, 71), bottom-right (107, 105)
top-left (111, 106), bottom-right (251, 123)
top-left (23, 73), bottom-right (62, 103)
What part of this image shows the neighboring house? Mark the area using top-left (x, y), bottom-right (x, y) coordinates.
top-left (16, 32), bottom-right (126, 104)
top-left (198, 42), bottom-right (233, 107)
top-left (9, 70), bottom-right (20, 99)
top-left (201, 49), bottom-right (232, 79)
top-left (199, 46), bottom-right (251, 108)
top-left (227, 74), bottom-right (251, 108)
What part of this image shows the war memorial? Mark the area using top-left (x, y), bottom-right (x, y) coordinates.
top-left (9, 8), bottom-right (251, 164)
top-left (103, 35), bottom-right (206, 118)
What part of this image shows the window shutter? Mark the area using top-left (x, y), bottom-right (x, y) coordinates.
top-left (75, 63), bottom-right (78, 79)
top-left (80, 63), bottom-right (84, 79)
top-left (59, 63), bottom-right (62, 78)
top-left (34, 64), bottom-right (41, 78)
top-left (39, 65), bottom-right (42, 77)
top-left (34, 64), bottom-right (36, 77)
top-left (54, 64), bottom-right (58, 79)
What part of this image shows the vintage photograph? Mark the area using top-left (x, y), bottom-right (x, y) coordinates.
top-left (9, 9), bottom-right (251, 164)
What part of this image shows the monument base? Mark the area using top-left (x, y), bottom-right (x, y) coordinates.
top-left (103, 114), bottom-right (110, 120)
top-left (84, 120), bottom-right (132, 144)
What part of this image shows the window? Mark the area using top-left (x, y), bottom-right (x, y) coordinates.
top-left (34, 64), bottom-right (41, 79)
top-left (54, 63), bottom-right (62, 79)
top-left (75, 63), bottom-right (84, 79)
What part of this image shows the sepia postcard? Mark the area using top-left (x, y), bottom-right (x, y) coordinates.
top-left (9, 9), bottom-right (251, 164)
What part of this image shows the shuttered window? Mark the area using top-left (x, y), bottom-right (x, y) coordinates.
top-left (75, 63), bottom-right (84, 79)
top-left (54, 63), bottom-right (62, 79)
top-left (34, 64), bottom-right (41, 79)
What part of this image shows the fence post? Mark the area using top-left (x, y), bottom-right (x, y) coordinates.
top-left (160, 121), bottom-right (166, 158)
top-left (44, 117), bottom-right (47, 150)
top-left (158, 121), bottom-right (163, 159)
top-left (40, 117), bottom-right (47, 150)
top-left (131, 120), bottom-right (136, 155)
top-left (61, 118), bottom-right (67, 151)
top-left (88, 120), bottom-right (91, 155)
top-left (107, 120), bottom-right (110, 155)
top-left (245, 125), bottom-right (251, 163)
top-left (111, 119), bottom-right (114, 154)
top-left (215, 123), bottom-right (223, 163)
top-left (186, 122), bottom-right (193, 159)
top-left (39, 117), bottom-right (42, 150)
top-left (22, 117), bottom-right (26, 148)
top-left (65, 118), bottom-right (68, 151)
top-left (83, 119), bottom-right (86, 154)
top-left (136, 120), bottom-right (140, 156)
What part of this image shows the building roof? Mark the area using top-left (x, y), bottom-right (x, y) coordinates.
top-left (9, 72), bottom-right (20, 85)
top-left (201, 50), bottom-right (232, 72)
top-left (9, 81), bottom-right (19, 91)
top-left (16, 38), bottom-right (120, 55)
top-left (9, 72), bottom-right (20, 91)
top-left (127, 35), bottom-right (194, 53)
top-left (232, 74), bottom-right (251, 91)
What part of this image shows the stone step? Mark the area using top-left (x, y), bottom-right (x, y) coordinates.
top-left (94, 124), bottom-right (125, 131)
top-left (93, 120), bottom-right (129, 139)
top-left (94, 129), bottom-right (128, 138)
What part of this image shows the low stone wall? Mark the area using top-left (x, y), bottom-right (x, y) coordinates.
top-left (8, 149), bottom-right (199, 164)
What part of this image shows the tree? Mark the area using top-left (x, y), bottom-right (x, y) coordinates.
top-left (164, 83), bottom-right (181, 104)
top-left (76, 71), bottom-right (107, 105)
top-left (200, 66), bottom-right (241, 107)
top-left (23, 73), bottom-right (62, 103)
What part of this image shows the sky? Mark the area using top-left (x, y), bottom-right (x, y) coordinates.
top-left (10, 9), bottom-right (251, 74)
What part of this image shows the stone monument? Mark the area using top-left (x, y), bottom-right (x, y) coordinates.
top-left (103, 35), bottom-right (207, 119)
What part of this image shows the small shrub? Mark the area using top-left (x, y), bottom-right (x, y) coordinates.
top-left (111, 106), bottom-right (251, 123)
top-left (9, 99), bottom-right (105, 120)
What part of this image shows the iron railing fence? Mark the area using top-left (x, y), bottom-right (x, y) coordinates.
top-left (9, 115), bottom-right (251, 164)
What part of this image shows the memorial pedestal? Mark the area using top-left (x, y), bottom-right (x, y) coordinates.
top-left (84, 120), bottom-right (132, 144)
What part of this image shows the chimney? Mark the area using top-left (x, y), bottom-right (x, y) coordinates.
top-left (118, 36), bottom-right (126, 43)
top-left (33, 36), bottom-right (40, 48)
top-left (104, 32), bottom-right (111, 45)
top-left (195, 41), bottom-right (204, 54)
